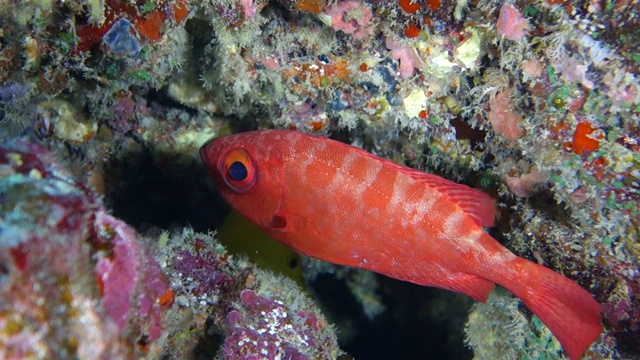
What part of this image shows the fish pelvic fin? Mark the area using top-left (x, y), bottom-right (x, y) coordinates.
top-left (499, 257), bottom-right (602, 360)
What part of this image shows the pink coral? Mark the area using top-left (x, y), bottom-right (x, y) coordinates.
top-left (603, 73), bottom-right (639, 105)
top-left (506, 170), bottom-right (547, 197)
top-left (385, 36), bottom-right (423, 78)
top-left (322, 1), bottom-right (373, 40)
top-left (497, 4), bottom-right (529, 41)
top-left (94, 211), bottom-right (170, 342)
top-left (559, 58), bottom-right (595, 89)
top-left (241, 0), bottom-right (257, 18)
top-left (487, 91), bottom-right (523, 140)
top-left (521, 59), bottom-right (543, 81)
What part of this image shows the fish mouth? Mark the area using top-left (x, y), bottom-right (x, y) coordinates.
top-left (199, 138), bottom-right (220, 169)
top-left (200, 139), bottom-right (225, 186)
top-left (199, 143), bottom-right (209, 162)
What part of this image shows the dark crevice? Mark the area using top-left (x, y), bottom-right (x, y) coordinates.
top-left (103, 141), bottom-right (228, 233)
top-left (310, 273), bottom-right (473, 360)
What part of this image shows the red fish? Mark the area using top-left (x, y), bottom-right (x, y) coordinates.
top-left (200, 129), bottom-right (602, 360)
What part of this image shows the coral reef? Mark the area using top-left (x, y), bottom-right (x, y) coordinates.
top-left (1, 0), bottom-right (639, 358)
top-left (0, 139), bottom-right (172, 358)
top-left (0, 140), bottom-right (342, 359)
top-left (465, 289), bottom-right (565, 360)
top-left (152, 229), bottom-right (342, 359)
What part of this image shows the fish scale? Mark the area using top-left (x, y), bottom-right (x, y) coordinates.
top-left (201, 129), bottom-right (602, 360)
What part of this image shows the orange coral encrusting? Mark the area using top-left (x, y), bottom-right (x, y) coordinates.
top-left (398, 0), bottom-right (420, 14)
top-left (572, 121), bottom-right (601, 155)
top-left (310, 121), bottom-right (325, 132)
top-left (158, 289), bottom-right (174, 306)
top-left (326, 59), bottom-right (351, 82)
top-left (296, 0), bottom-right (325, 13)
top-left (135, 11), bottom-right (164, 41)
top-left (426, 0), bottom-right (441, 10)
top-left (173, 0), bottom-right (190, 24)
top-left (281, 58), bottom-right (351, 94)
top-left (404, 23), bottom-right (420, 38)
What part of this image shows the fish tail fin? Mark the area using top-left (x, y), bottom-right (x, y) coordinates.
top-left (499, 257), bottom-right (602, 360)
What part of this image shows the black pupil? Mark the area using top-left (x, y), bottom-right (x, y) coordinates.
top-left (228, 161), bottom-right (248, 181)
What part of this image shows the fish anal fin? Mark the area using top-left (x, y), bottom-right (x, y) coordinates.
top-left (401, 167), bottom-right (496, 227)
top-left (446, 273), bottom-right (494, 302)
top-left (420, 272), bottom-right (495, 302)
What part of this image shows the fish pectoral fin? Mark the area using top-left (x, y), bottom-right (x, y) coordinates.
top-left (267, 213), bottom-right (306, 233)
top-left (427, 272), bottom-right (495, 302)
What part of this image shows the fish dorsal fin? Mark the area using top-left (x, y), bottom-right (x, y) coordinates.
top-left (400, 166), bottom-right (496, 227)
top-left (333, 139), bottom-right (496, 227)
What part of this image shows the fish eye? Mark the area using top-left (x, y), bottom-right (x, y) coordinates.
top-left (228, 161), bottom-right (248, 181)
top-left (219, 148), bottom-right (257, 193)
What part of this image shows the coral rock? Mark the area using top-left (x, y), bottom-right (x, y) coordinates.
top-left (0, 139), bottom-right (171, 358)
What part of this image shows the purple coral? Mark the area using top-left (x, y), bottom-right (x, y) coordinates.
top-left (173, 239), bottom-right (234, 297)
top-left (223, 289), bottom-right (331, 359)
top-left (155, 230), bottom-right (342, 358)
